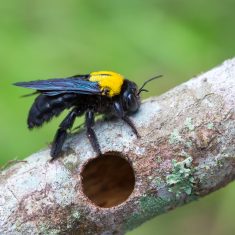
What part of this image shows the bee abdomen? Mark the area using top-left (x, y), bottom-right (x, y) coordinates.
top-left (28, 94), bottom-right (77, 128)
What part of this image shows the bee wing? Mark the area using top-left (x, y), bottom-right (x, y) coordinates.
top-left (14, 76), bottom-right (102, 96)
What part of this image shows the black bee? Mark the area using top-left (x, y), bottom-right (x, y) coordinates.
top-left (14, 71), bottom-right (161, 160)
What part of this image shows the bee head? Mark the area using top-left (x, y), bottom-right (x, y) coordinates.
top-left (122, 75), bottom-right (162, 114)
top-left (122, 80), bottom-right (141, 114)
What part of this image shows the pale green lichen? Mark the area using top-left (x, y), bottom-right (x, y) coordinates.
top-left (207, 123), bottom-right (214, 129)
top-left (66, 210), bottom-right (81, 230)
top-left (185, 141), bottom-right (193, 148)
top-left (38, 223), bottom-right (61, 235)
top-left (205, 165), bottom-right (210, 170)
top-left (124, 156), bottom-right (197, 232)
top-left (72, 210), bottom-right (81, 219)
top-left (166, 157), bottom-right (195, 198)
top-left (181, 150), bottom-right (192, 159)
top-left (140, 196), bottom-right (168, 216)
top-left (148, 176), bottom-right (153, 180)
top-left (185, 117), bottom-right (195, 131)
top-left (169, 129), bottom-right (183, 145)
top-left (216, 159), bottom-right (224, 168)
top-left (156, 156), bottom-right (162, 163)
top-left (154, 177), bottom-right (164, 187)
top-left (124, 196), bottom-right (169, 231)
top-left (63, 155), bottom-right (80, 173)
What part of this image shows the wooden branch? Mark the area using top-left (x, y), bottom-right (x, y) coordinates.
top-left (0, 58), bottom-right (235, 235)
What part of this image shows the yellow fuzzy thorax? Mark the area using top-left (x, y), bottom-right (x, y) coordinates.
top-left (89, 71), bottom-right (124, 97)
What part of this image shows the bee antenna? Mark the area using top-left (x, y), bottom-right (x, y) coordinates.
top-left (138, 75), bottom-right (163, 95)
top-left (140, 89), bottom-right (149, 93)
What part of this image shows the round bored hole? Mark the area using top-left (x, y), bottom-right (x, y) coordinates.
top-left (81, 153), bottom-right (135, 208)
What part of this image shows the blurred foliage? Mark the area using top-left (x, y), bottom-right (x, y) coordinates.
top-left (0, 0), bottom-right (235, 234)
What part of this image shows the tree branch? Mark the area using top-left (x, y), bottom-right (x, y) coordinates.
top-left (0, 58), bottom-right (235, 235)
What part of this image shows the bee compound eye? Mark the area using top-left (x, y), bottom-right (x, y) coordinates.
top-left (126, 93), bottom-right (138, 112)
top-left (127, 93), bottom-right (134, 105)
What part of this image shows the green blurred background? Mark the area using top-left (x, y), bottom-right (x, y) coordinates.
top-left (0, 0), bottom-right (234, 234)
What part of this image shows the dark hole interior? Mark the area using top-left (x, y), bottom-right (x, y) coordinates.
top-left (81, 153), bottom-right (135, 208)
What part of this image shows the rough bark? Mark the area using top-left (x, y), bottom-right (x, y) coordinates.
top-left (0, 58), bottom-right (235, 235)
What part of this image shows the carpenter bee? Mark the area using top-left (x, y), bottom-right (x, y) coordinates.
top-left (14, 71), bottom-right (161, 160)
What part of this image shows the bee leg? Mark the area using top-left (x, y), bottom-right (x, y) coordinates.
top-left (122, 116), bottom-right (140, 138)
top-left (85, 111), bottom-right (101, 155)
top-left (51, 108), bottom-right (79, 159)
top-left (113, 101), bottom-right (140, 138)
